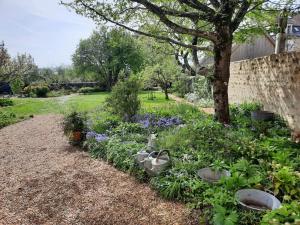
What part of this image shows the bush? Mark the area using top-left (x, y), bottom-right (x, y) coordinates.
top-left (23, 84), bottom-right (49, 98)
top-left (106, 76), bottom-right (140, 122)
top-left (0, 98), bottom-right (13, 107)
top-left (78, 87), bottom-right (100, 94)
top-left (62, 111), bottom-right (87, 135)
top-left (0, 111), bottom-right (16, 128)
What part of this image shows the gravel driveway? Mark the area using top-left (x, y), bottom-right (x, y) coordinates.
top-left (0, 115), bottom-right (194, 225)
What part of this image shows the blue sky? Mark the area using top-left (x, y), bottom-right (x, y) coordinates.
top-left (0, 0), bottom-right (96, 67)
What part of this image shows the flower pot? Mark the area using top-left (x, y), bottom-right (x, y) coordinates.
top-left (72, 131), bottom-right (82, 141)
top-left (69, 131), bottom-right (83, 145)
top-left (235, 189), bottom-right (281, 211)
top-left (197, 168), bottom-right (231, 183)
top-left (251, 111), bottom-right (274, 121)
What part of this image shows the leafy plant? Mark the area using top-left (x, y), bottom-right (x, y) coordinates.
top-left (62, 111), bottom-right (87, 135)
top-left (0, 98), bottom-right (13, 107)
top-left (261, 201), bottom-right (300, 225)
top-left (270, 165), bottom-right (300, 201)
top-left (24, 83), bottom-right (49, 98)
top-left (213, 205), bottom-right (238, 225)
top-left (0, 111), bottom-right (16, 128)
top-left (106, 76), bottom-right (140, 122)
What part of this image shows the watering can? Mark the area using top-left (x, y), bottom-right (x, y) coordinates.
top-left (135, 150), bottom-right (152, 167)
top-left (144, 150), bottom-right (170, 176)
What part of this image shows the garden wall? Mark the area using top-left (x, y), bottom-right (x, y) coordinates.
top-left (229, 51), bottom-right (300, 132)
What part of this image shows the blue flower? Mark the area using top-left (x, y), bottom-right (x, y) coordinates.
top-left (86, 131), bottom-right (97, 139)
top-left (95, 134), bottom-right (109, 142)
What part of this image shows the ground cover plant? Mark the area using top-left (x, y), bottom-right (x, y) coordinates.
top-left (0, 98), bottom-right (13, 107)
top-left (84, 99), bottom-right (300, 225)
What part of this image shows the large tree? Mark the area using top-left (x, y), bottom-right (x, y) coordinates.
top-left (63, 0), bottom-right (298, 124)
top-left (73, 27), bottom-right (144, 90)
top-left (0, 43), bottom-right (37, 84)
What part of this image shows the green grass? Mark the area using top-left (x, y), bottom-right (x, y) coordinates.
top-left (0, 91), bottom-right (173, 127)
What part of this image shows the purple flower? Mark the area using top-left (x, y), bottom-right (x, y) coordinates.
top-left (86, 131), bottom-right (97, 139)
top-left (95, 134), bottom-right (109, 142)
top-left (86, 131), bottom-right (109, 142)
top-left (136, 114), bottom-right (182, 128)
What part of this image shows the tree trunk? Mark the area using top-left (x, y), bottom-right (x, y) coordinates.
top-left (212, 38), bottom-right (232, 124)
top-left (164, 88), bottom-right (169, 100)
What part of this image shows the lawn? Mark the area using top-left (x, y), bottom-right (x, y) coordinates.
top-left (0, 91), bottom-right (173, 128)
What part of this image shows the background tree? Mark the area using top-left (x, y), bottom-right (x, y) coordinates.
top-left (63, 0), bottom-right (299, 124)
top-left (0, 43), bottom-right (37, 86)
top-left (73, 27), bottom-right (144, 90)
top-left (140, 58), bottom-right (182, 100)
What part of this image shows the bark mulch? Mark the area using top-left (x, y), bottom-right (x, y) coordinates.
top-left (0, 115), bottom-right (197, 225)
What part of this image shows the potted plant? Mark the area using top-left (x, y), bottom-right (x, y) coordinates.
top-left (62, 111), bottom-right (87, 146)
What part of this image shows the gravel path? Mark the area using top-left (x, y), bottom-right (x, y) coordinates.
top-left (0, 115), bottom-right (194, 225)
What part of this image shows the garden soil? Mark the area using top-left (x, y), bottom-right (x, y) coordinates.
top-left (0, 115), bottom-right (196, 225)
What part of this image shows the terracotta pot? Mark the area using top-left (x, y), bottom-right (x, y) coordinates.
top-left (71, 131), bottom-right (82, 142)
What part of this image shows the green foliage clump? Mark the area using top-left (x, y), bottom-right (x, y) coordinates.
top-left (78, 87), bottom-right (100, 94)
top-left (261, 201), bottom-right (300, 225)
top-left (194, 76), bottom-right (212, 99)
top-left (62, 111), bottom-right (87, 135)
top-left (106, 77), bottom-right (140, 122)
top-left (172, 75), bottom-right (191, 98)
top-left (0, 111), bottom-right (16, 128)
top-left (84, 99), bottom-right (300, 225)
top-left (91, 113), bottom-right (120, 134)
top-left (0, 98), bottom-right (13, 107)
top-left (24, 83), bottom-right (50, 98)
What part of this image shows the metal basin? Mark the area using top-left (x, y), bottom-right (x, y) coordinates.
top-left (235, 189), bottom-right (281, 211)
top-left (251, 111), bottom-right (274, 121)
top-left (197, 168), bottom-right (231, 183)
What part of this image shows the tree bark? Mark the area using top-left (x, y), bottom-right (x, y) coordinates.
top-left (164, 88), bottom-right (169, 100)
top-left (212, 35), bottom-right (232, 124)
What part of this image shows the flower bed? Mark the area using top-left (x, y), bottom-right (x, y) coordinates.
top-left (84, 103), bottom-right (300, 225)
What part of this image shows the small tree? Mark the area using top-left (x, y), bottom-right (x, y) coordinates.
top-left (106, 76), bottom-right (141, 122)
top-left (141, 58), bottom-right (181, 100)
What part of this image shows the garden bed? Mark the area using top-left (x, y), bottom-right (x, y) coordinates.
top-left (82, 102), bottom-right (300, 225)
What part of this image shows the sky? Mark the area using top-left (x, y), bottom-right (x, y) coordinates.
top-left (0, 0), bottom-right (96, 68)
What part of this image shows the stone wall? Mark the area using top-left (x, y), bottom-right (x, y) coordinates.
top-left (229, 51), bottom-right (300, 132)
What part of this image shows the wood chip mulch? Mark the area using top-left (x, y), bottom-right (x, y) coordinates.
top-left (0, 115), bottom-right (198, 225)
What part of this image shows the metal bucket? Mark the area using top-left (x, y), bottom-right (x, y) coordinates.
top-left (235, 189), bottom-right (281, 211)
top-left (251, 111), bottom-right (274, 121)
top-left (197, 168), bottom-right (231, 183)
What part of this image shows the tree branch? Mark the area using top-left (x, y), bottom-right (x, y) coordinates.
top-left (66, 0), bottom-right (213, 51)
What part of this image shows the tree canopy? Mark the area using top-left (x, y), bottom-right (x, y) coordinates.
top-left (63, 0), bottom-right (299, 123)
top-left (72, 27), bottom-right (144, 90)
top-left (0, 43), bottom-right (37, 84)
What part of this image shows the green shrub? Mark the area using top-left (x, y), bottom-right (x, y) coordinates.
top-left (172, 75), bottom-right (191, 98)
top-left (78, 87), bottom-right (100, 94)
top-left (62, 111), bottom-right (87, 135)
top-left (0, 98), bottom-right (14, 107)
top-left (24, 84), bottom-right (49, 98)
top-left (0, 111), bottom-right (16, 128)
top-left (106, 76), bottom-right (140, 122)
top-left (91, 113), bottom-right (120, 134)
top-left (261, 201), bottom-right (300, 225)
top-left (11, 79), bottom-right (24, 94)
